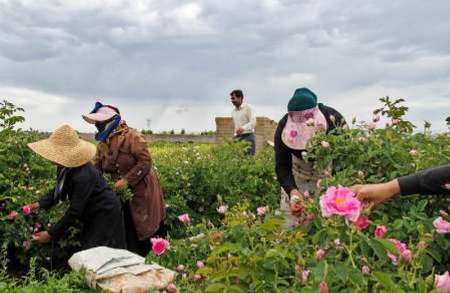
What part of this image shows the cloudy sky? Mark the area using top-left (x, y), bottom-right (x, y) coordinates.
top-left (1, 0), bottom-right (449, 133)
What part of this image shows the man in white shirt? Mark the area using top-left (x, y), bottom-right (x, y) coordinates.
top-left (230, 89), bottom-right (256, 155)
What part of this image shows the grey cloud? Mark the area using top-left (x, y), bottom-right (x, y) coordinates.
top-left (0, 0), bottom-right (449, 132)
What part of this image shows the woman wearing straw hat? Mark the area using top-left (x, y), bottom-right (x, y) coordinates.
top-left (275, 88), bottom-right (347, 228)
top-left (26, 124), bottom-right (126, 250)
top-left (82, 102), bottom-right (166, 256)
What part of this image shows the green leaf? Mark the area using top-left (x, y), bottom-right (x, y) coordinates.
top-left (228, 285), bottom-right (247, 293)
top-left (332, 263), bottom-right (349, 281)
top-left (260, 217), bottom-right (284, 231)
top-left (367, 239), bottom-right (388, 263)
top-left (312, 261), bottom-right (327, 281)
top-left (375, 239), bottom-right (397, 254)
top-left (426, 248), bottom-right (442, 263)
top-left (312, 229), bottom-right (326, 245)
top-left (210, 242), bottom-right (241, 257)
top-left (373, 271), bottom-right (396, 289)
top-left (205, 283), bottom-right (227, 292)
top-left (421, 254), bottom-right (434, 273)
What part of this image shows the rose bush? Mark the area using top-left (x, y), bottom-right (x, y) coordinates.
top-left (151, 139), bottom-right (280, 237)
top-left (146, 98), bottom-right (449, 292)
top-left (0, 98), bottom-right (449, 292)
top-left (0, 101), bottom-right (81, 274)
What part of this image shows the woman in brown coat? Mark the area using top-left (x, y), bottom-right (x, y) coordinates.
top-left (82, 102), bottom-right (166, 256)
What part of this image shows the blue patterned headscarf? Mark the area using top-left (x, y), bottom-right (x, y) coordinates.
top-left (89, 102), bottom-right (121, 142)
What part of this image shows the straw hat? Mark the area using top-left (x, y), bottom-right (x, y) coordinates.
top-left (28, 124), bottom-right (97, 168)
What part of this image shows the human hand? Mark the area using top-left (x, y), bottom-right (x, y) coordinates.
top-left (29, 202), bottom-right (40, 211)
top-left (236, 128), bottom-right (245, 135)
top-left (115, 178), bottom-right (128, 190)
top-left (289, 189), bottom-right (302, 203)
top-left (350, 180), bottom-right (400, 207)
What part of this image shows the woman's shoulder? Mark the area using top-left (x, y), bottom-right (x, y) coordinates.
top-left (124, 127), bottom-right (147, 145)
top-left (277, 114), bottom-right (288, 127)
top-left (275, 114), bottom-right (288, 144)
top-left (69, 163), bottom-right (97, 181)
top-left (318, 103), bottom-right (343, 117)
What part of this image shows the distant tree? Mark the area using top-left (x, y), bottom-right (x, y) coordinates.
top-left (141, 129), bottom-right (153, 135)
top-left (200, 130), bottom-right (216, 136)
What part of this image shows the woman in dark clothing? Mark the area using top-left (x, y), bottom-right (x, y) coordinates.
top-left (82, 102), bottom-right (166, 256)
top-left (274, 88), bottom-right (346, 227)
top-left (27, 124), bottom-right (125, 250)
top-left (351, 164), bottom-right (450, 206)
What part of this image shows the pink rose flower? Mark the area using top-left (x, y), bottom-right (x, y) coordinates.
top-left (150, 237), bottom-right (169, 256)
top-left (391, 239), bottom-right (407, 255)
top-left (409, 149), bottom-right (418, 156)
top-left (315, 249), bottom-right (326, 260)
top-left (301, 270), bottom-right (310, 284)
top-left (433, 217), bottom-right (450, 234)
top-left (176, 264), bottom-right (185, 272)
top-left (362, 265), bottom-right (370, 275)
top-left (387, 252), bottom-right (398, 264)
top-left (193, 274), bottom-right (203, 281)
top-left (367, 122), bottom-right (377, 130)
top-left (303, 190), bottom-right (310, 198)
top-left (196, 260), bottom-right (204, 268)
top-left (166, 283), bottom-right (177, 293)
top-left (401, 249), bottom-right (412, 263)
top-left (445, 183), bottom-right (450, 190)
top-left (319, 281), bottom-right (329, 293)
top-left (355, 215), bottom-right (370, 230)
top-left (302, 213), bottom-right (314, 225)
top-left (374, 225), bottom-right (387, 238)
top-left (22, 205), bottom-right (32, 215)
top-left (257, 206), bottom-right (267, 216)
top-left (319, 186), bottom-right (361, 222)
top-left (7, 211), bottom-right (17, 220)
top-left (392, 119), bottom-right (400, 125)
top-left (334, 238), bottom-right (341, 247)
top-left (388, 238), bottom-right (411, 264)
top-left (321, 141), bottom-right (330, 148)
top-left (435, 271), bottom-right (450, 293)
top-left (23, 240), bottom-right (30, 251)
top-left (178, 213), bottom-right (191, 225)
top-left (290, 202), bottom-right (304, 216)
top-left (217, 205), bottom-right (228, 214)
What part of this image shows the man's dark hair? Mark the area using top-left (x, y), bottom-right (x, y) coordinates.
top-left (230, 89), bottom-right (244, 98)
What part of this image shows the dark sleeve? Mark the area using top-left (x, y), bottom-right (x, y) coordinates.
top-left (38, 190), bottom-right (56, 209)
top-left (48, 169), bottom-right (95, 239)
top-left (398, 164), bottom-right (450, 196)
top-left (274, 115), bottom-right (297, 195)
top-left (320, 104), bottom-right (347, 131)
top-left (331, 108), bottom-right (347, 128)
top-left (123, 131), bottom-right (151, 187)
